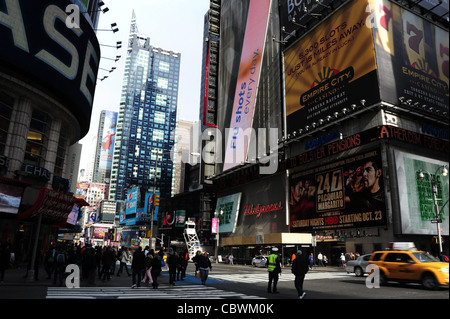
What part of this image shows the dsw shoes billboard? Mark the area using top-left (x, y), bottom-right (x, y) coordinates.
top-left (289, 149), bottom-right (387, 232)
top-left (284, 0), bottom-right (379, 135)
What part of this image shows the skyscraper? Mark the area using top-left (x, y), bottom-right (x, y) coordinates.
top-left (109, 11), bottom-right (180, 202)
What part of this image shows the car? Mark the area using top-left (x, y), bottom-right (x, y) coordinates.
top-left (252, 255), bottom-right (268, 267)
top-left (345, 254), bottom-right (372, 276)
top-left (369, 249), bottom-right (449, 289)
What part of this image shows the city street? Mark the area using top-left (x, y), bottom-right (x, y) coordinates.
top-left (0, 262), bottom-right (447, 300)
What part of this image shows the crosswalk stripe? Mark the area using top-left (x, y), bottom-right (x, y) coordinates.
top-left (46, 285), bottom-right (265, 299)
top-left (208, 272), bottom-right (350, 284)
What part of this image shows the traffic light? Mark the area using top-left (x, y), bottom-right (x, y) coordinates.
top-left (153, 194), bottom-right (160, 207)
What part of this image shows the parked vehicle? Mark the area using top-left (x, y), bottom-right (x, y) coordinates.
top-left (345, 254), bottom-right (372, 276)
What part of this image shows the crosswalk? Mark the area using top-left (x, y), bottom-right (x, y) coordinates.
top-left (46, 285), bottom-right (264, 299)
top-left (208, 271), bottom-right (350, 284)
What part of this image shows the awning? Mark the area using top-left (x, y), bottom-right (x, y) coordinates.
top-left (75, 197), bottom-right (90, 207)
top-left (222, 232), bottom-right (312, 246)
top-left (18, 188), bottom-right (75, 224)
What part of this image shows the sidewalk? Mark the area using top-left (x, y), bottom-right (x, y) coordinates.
top-left (0, 262), bottom-right (344, 287)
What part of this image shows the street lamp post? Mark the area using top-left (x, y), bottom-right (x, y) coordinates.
top-left (418, 165), bottom-right (448, 254)
top-left (214, 209), bottom-right (223, 263)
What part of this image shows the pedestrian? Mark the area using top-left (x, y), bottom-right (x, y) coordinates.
top-left (117, 247), bottom-right (131, 276)
top-left (309, 253), bottom-right (314, 270)
top-left (228, 254), bottom-right (234, 265)
top-left (291, 250), bottom-right (309, 299)
top-left (85, 245), bottom-right (97, 285)
top-left (267, 247), bottom-right (282, 293)
top-left (340, 253), bottom-right (346, 268)
top-left (100, 246), bottom-right (115, 281)
top-left (317, 252), bottom-right (323, 266)
top-left (95, 246), bottom-right (103, 279)
top-left (177, 250), bottom-right (187, 281)
top-left (323, 255), bottom-right (328, 267)
top-left (44, 244), bottom-right (55, 279)
top-left (53, 245), bottom-right (67, 286)
top-left (141, 251), bottom-right (153, 286)
top-left (167, 247), bottom-right (178, 285)
top-left (198, 252), bottom-right (212, 285)
top-left (291, 252), bottom-right (296, 265)
top-left (0, 242), bottom-right (10, 282)
top-left (150, 250), bottom-right (162, 289)
top-left (193, 250), bottom-right (202, 277)
top-left (131, 247), bottom-right (145, 288)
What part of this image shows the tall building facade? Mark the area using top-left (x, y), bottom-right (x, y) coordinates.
top-left (109, 11), bottom-right (180, 202)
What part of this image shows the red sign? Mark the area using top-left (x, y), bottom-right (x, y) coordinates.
top-left (244, 201), bottom-right (283, 218)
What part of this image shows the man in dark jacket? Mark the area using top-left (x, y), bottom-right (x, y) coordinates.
top-left (291, 250), bottom-right (309, 299)
top-left (100, 246), bottom-right (115, 281)
top-left (131, 247), bottom-right (145, 288)
top-left (167, 247), bottom-right (179, 285)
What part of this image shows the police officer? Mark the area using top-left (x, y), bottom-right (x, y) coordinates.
top-left (267, 247), bottom-right (282, 293)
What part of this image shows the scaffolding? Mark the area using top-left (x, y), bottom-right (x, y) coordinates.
top-left (183, 221), bottom-right (202, 261)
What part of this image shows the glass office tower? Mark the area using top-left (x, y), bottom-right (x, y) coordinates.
top-left (109, 11), bottom-right (180, 201)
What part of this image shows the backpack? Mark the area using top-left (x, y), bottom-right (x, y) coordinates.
top-left (56, 252), bottom-right (65, 264)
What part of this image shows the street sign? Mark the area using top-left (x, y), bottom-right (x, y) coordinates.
top-left (312, 236), bottom-right (317, 247)
top-left (431, 219), bottom-right (442, 223)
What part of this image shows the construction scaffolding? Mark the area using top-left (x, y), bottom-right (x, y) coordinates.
top-left (183, 221), bottom-right (202, 261)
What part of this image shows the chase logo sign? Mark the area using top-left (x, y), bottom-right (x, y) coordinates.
top-left (0, 0), bottom-right (100, 137)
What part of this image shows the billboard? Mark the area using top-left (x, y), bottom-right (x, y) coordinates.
top-left (0, 182), bottom-right (24, 214)
top-left (284, 0), bottom-right (379, 135)
top-left (99, 111), bottom-right (117, 170)
top-left (370, 0), bottom-right (449, 115)
top-left (125, 187), bottom-right (138, 215)
top-left (289, 149), bottom-right (387, 231)
top-left (223, 0), bottom-right (272, 171)
top-left (395, 151), bottom-right (449, 235)
top-left (0, 0), bottom-right (100, 138)
top-left (215, 193), bottom-right (242, 233)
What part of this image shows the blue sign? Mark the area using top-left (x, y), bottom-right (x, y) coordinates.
top-left (125, 188), bottom-right (138, 215)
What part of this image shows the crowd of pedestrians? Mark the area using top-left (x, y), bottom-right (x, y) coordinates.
top-left (0, 241), bottom-right (200, 288)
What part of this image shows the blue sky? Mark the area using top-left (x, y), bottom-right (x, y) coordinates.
top-left (79, 0), bottom-right (209, 169)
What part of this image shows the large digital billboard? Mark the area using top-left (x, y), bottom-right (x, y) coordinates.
top-left (0, 0), bottom-right (100, 138)
top-left (370, 0), bottom-right (449, 115)
top-left (284, 0), bottom-right (379, 135)
top-left (99, 111), bottom-right (117, 170)
top-left (289, 149), bottom-right (387, 232)
top-left (395, 151), bottom-right (449, 236)
top-left (223, 0), bottom-right (272, 171)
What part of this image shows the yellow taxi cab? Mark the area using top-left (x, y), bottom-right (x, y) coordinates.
top-left (369, 243), bottom-right (449, 290)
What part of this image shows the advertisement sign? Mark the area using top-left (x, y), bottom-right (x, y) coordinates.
top-left (279, 0), bottom-right (335, 36)
top-left (284, 0), bottom-right (379, 135)
top-left (290, 149), bottom-right (387, 231)
top-left (215, 193), bottom-right (242, 233)
top-left (66, 203), bottom-right (79, 225)
top-left (0, 0), bottom-right (100, 137)
top-left (223, 0), bottom-right (272, 171)
top-left (143, 192), bottom-right (158, 221)
top-left (371, 0), bottom-right (449, 114)
top-left (126, 187), bottom-right (138, 215)
top-left (233, 174), bottom-right (288, 237)
top-left (99, 111), bottom-right (117, 170)
top-left (175, 210), bottom-right (186, 227)
top-left (395, 151), bottom-right (449, 235)
top-left (0, 182), bottom-right (24, 214)
top-left (211, 217), bottom-right (219, 234)
top-left (93, 227), bottom-right (108, 239)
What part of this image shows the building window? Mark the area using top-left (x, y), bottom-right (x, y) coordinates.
top-left (156, 94), bottom-right (167, 106)
top-left (24, 109), bottom-right (50, 167)
top-left (159, 61), bottom-right (170, 72)
top-left (157, 77), bottom-right (169, 89)
top-left (0, 91), bottom-right (14, 154)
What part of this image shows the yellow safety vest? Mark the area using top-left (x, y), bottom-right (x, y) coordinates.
top-left (268, 254), bottom-right (278, 272)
